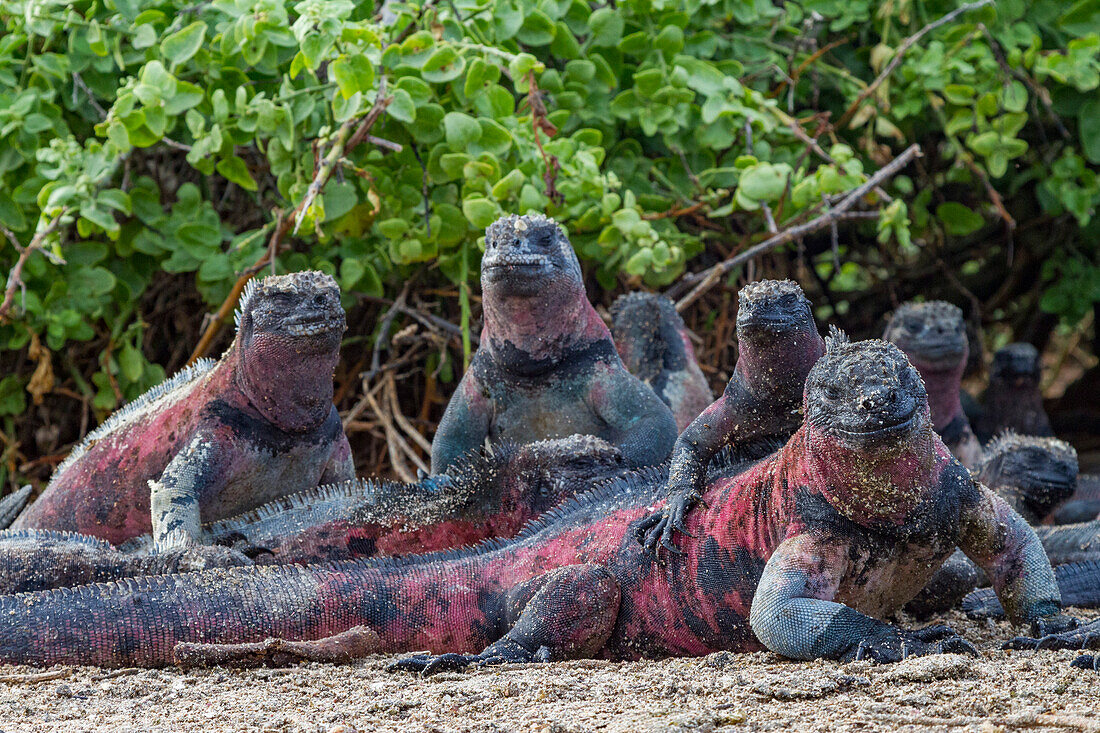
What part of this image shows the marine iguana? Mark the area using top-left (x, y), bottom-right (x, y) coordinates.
top-left (1051, 475), bottom-right (1100, 524)
top-left (883, 300), bottom-right (983, 469)
top-left (13, 271), bottom-right (354, 558)
top-left (0, 335), bottom-right (1075, 670)
top-left (430, 214), bottom-right (677, 473)
top-left (635, 280), bottom-right (825, 554)
top-left (0, 436), bottom-right (624, 593)
top-left (609, 291), bottom-right (713, 430)
top-left (974, 343), bottom-right (1053, 443)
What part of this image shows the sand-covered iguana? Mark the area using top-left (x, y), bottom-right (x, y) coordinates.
top-left (635, 280), bottom-right (825, 554)
top-left (0, 335), bottom-right (1078, 670)
top-left (884, 300), bottom-right (983, 469)
top-left (0, 436), bottom-right (624, 593)
top-left (974, 343), bottom-right (1053, 443)
top-left (13, 271), bottom-right (354, 561)
top-left (430, 214), bottom-right (677, 474)
top-left (609, 291), bottom-right (713, 430)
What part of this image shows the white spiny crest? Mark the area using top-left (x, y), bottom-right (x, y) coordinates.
top-left (52, 359), bottom-right (217, 480)
top-left (234, 278), bottom-right (262, 331)
top-left (825, 325), bottom-right (850, 353)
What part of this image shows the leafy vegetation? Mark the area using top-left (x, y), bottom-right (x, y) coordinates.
top-left (0, 0), bottom-right (1097, 483)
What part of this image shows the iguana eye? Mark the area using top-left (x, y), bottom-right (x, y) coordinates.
top-left (824, 384), bottom-right (842, 400)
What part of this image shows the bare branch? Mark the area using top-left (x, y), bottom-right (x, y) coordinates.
top-left (672, 144), bottom-right (922, 312)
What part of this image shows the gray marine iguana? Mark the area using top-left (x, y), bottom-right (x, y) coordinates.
top-left (0, 436), bottom-right (624, 593)
top-left (430, 214), bottom-right (677, 473)
top-left (974, 343), bottom-right (1054, 443)
top-left (0, 335), bottom-right (1078, 671)
top-left (609, 291), bottom-right (714, 430)
top-left (635, 280), bottom-right (825, 554)
top-left (883, 300), bottom-right (983, 469)
top-left (13, 271), bottom-right (354, 562)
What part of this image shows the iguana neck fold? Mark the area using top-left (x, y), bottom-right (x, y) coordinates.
top-left (480, 291), bottom-right (611, 376)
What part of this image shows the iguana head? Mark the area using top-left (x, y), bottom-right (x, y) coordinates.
top-left (734, 280), bottom-right (825, 390)
top-left (805, 332), bottom-right (929, 449)
top-left (990, 343), bottom-right (1041, 389)
top-left (234, 271), bottom-right (345, 431)
top-left (978, 432), bottom-right (1077, 520)
top-left (479, 214), bottom-right (609, 371)
top-left (802, 333), bottom-right (938, 525)
top-left (883, 300), bottom-right (967, 372)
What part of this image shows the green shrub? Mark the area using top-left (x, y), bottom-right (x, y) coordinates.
top-left (0, 0), bottom-right (1097, 426)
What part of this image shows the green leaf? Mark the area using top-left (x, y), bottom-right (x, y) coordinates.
top-left (161, 21), bottom-right (206, 66)
top-left (0, 376), bottom-right (25, 416)
top-left (462, 197), bottom-right (499, 228)
top-left (444, 112), bottom-right (482, 148)
top-left (387, 88), bottom-right (416, 124)
top-left (215, 156), bottom-right (258, 191)
top-left (1080, 99), bottom-right (1100, 163)
top-left (421, 46), bottom-right (466, 83)
top-left (936, 202), bottom-right (984, 236)
top-left (119, 345), bottom-right (144, 383)
top-left (332, 55), bottom-right (375, 99)
top-left (588, 8), bottom-right (624, 48)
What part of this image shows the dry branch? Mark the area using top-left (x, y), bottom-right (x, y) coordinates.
top-left (672, 144), bottom-right (922, 312)
top-left (0, 212), bottom-right (70, 325)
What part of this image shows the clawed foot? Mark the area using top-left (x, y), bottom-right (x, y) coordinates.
top-left (387, 641), bottom-right (550, 676)
top-left (1071, 655), bottom-right (1099, 671)
top-left (1003, 616), bottom-right (1100, 652)
top-left (847, 625), bottom-right (979, 663)
top-left (173, 626), bottom-right (380, 669)
top-left (632, 492), bottom-right (701, 560)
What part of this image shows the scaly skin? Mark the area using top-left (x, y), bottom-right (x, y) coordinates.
top-left (635, 280), bottom-right (825, 554)
top-left (975, 343), bottom-right (1053, 443)
top-left (907, 434), bottom-right (1084, 617)
top-left (884, 300), bottom-right (983, 469)
top-left (978, 432), bottom-right (1078, 525)
top-left (431, 215), bottom-right (677, 473)
top-left (0, 336), bottom-right (1071, 669)
top-left (13, 272), bottom-right (354, 555)
top-left (0, 437), bottom-right (624, 593)
top-left (609, 292), bottom-right (713, 430)
top-left (962, 560), bottom-right (1100, 619)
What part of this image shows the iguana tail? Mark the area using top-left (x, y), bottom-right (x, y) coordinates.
top-left (0, 486), bottom-right (32, 530)
top-left (1033, 520), bottom-right (1100, 565)
top-left (962, 559), bottom-right (1100, 619)
top-left (0, 555), bottom-right (494, 668)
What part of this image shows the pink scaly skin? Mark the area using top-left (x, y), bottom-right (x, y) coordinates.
top-left (884, 300), bottom-right (983, 470)
top-left (609, 291), bottom-right (714, 430)
top-left (13, 272), bottom-right (354, 557)
top-left (430, 215), bottom-right (677, 474)
top-left (636, 280), bottom-right (825, 555)
top-left (0, 337), bottom-right (1076, 670)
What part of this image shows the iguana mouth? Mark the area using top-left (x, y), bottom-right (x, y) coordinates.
top-left (284, 315), bottom-right (342, 337)
top-left (737, 314), bottom-right (798, 331)
top-left (482, 253), bottom-right (551, 270)
top-left (832, 412), bottom-right (919, 439)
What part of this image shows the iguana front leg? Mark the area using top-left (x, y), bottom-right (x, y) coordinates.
top-left (430, 371), bottom-right (492, 474)
top-left (320, 433), bottom-right (355, 485)
top-left (389, 564), bottom-right (621, 676)
top-left (587, 363), bottom-right (677, 469)
top-left (956, 483), bottom-right (1066, 626)
top-left (750, 535), bottom-right (978, 662)
top-left (635, 386), bottom-right (748, 555)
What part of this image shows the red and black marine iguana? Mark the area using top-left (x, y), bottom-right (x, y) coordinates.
top-left (0, 334), bottom-right (1080, 671)
top-left (635, 279), bottom-right (826, 554)
top-left (13, 271), bottom-right (354, 564)
top-left (609, 291), bottom-right (713, 430)
top-left (0, 436), bottom-right (625, 593)
top-left (884, 300), bottom-right (983, 469)
top-left (431, 214), bottom-right (677, 473)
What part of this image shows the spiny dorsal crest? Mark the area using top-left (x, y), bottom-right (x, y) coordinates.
top-left (824, 325), bottom-right (850, 354)
top-left (233, 270), bottom-right (339, 331)
top-left (981, 430), bottom-right (1077, 469)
